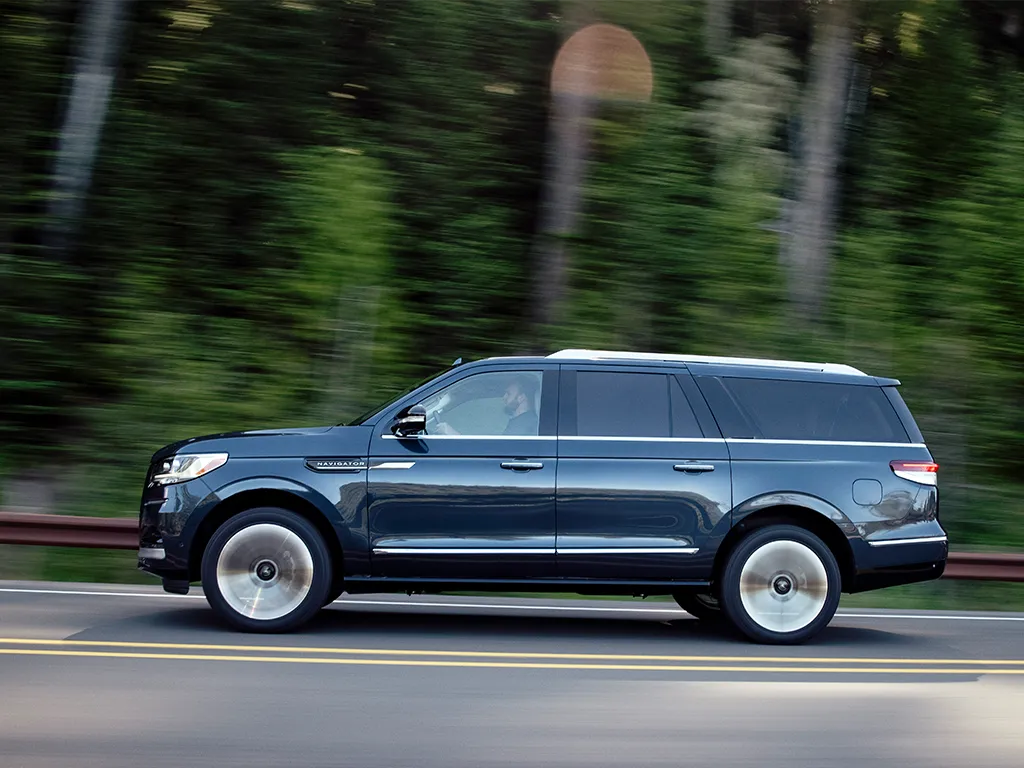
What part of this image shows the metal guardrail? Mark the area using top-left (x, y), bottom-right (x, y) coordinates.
top-left (0, 512), bottom-right (138, 550)
top-left (1, 511), bottom-right (1023, 582)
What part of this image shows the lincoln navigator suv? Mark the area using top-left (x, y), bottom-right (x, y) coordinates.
top-left (137, 349), bottom-right (947, 644)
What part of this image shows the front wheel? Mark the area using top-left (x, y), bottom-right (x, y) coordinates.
top-left (720, 524), bottom-right (841, 645)
top-left (201, 507), bottom-right (332, 633)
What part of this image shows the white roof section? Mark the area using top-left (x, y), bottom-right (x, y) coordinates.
top-left (546, 349), bottom-right (867, 376)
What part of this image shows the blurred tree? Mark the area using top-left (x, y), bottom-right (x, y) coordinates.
top-left (2, 0), bottom-right (1024, 574)
top-left (782, 0), bottom-right (856, 327)
top-left (695, 33), bottom-right (799, 355)
top-left (0, 0), bottom-right (77, 456)
top-left (350, 0), bottom-right (557, 371)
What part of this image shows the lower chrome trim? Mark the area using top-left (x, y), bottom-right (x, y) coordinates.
top-left (374, 547), bottom-right (555, 556)
top-left (867, 535), bottom-right (948, 548)
top-left (372, 546), bottom-right (699, 556)
top-left (138, 547), bottom-right (166, 560)
top-left (558, 547), bottom-right (699, 555)
top-left (371, 461), bottom-right (416, 470)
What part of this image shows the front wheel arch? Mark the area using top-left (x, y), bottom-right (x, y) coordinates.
top-left (189, 488), bottom-right (343, 590)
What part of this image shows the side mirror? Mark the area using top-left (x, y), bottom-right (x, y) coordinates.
top-left (391, 404), bottom-right (427, 437)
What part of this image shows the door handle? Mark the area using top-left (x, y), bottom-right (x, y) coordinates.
top-left (674, 463), bottom-right (715, 474)
top-left (501, 461), bottom-right (544, 471)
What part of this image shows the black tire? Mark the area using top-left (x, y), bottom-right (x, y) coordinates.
top-left (322, 581), bottom-right (345, 607)
top-left (720, 524), bottom-right (841, 645)
top-left (672, 591), bottom-right (724, 622)
top-left (201, 507), bottom-right (332, 633)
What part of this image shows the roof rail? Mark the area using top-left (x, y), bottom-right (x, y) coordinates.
top-left (546, 349), bottom-right (867, 376)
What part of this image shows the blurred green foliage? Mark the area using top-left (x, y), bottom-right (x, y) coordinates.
top-left (2, 0), bottom-right (1024, 601)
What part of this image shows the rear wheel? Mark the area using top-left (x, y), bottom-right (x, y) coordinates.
top-left (720, 524), bottom-right (840, 645)
top-left (201, 507), bottom-right (331, 633)
top-left (672, 591), bottom-right (723, 622)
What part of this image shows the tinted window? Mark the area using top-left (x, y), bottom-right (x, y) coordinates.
top-left (420, 370), bottom-right (542, 436)
top-left (719, 378), bottom-right (910, 442)
top-left (576, 372), bottom-right (675, 437)
top-left (670, 377), bottom-right (703, 437)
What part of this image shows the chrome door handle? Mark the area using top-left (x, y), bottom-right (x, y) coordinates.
top-left (501, 461), bottom-right (544, 471)
top-left (674, 463), bottom-right (715, 473)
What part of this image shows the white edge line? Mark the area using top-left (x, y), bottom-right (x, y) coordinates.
top-left (0, 587), bottom-right (205, 599)
top-left (2, 587), bottom-right (1024, 622)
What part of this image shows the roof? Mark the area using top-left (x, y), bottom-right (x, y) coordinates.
top-left (545, 348), bottom-right (868, 377)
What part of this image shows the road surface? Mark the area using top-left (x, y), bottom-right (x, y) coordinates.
top-left (1, 581), bottom-right (1022, 767)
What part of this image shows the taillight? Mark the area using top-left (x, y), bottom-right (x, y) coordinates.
top-left (890, 460), bottom-right (938, 486)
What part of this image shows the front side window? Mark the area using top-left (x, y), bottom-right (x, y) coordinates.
top-left (418, 370), bottom-right (543, 436)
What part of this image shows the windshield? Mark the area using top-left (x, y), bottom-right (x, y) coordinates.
top-left (343, 366), bottom-right (452, 426)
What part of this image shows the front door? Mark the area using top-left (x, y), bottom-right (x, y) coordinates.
top-left (555, 366), bottom-right (732, 580)
top-left (368, 366), bottom-right (558, 580)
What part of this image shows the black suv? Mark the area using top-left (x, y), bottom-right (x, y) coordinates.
top-left (137, 349), bottom-right (946, 644)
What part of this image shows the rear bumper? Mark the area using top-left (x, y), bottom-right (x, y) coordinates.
top-left (848, 534), bottom-right (948, 593)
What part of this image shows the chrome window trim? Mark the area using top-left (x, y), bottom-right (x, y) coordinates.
top-left (560, 436), bottom-right (725, 443)
top-left (867, 535), bottom-right (947, 548)
top-left (380, 434), bottom-right (556, 441)
top-left (726, 439), bottom-right (928, 448)
top-left (380, 435), bottom-right (925, 446)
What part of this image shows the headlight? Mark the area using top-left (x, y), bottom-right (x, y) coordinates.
top-left (151, 453), bottom-right (228, 486)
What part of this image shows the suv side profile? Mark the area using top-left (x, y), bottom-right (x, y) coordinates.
top-left (137, 349), bottom-right (946, 644)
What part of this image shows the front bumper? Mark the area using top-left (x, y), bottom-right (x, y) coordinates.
top-left (137, 473), bottom-right (214, 582)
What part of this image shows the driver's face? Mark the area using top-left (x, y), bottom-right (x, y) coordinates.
top-left (502, 385), bottom-right (523, 411)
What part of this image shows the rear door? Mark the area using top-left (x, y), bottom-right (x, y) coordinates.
top-left (555, 365), bottom-right (732, 580)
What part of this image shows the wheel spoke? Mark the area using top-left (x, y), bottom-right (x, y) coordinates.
top-left (738, 540), bottom-right (828, 634)
top-left (216, 523), bottom-right (314, 621)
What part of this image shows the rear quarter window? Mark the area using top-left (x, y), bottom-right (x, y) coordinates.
top-left (716, 377), bottom-right (911, 443)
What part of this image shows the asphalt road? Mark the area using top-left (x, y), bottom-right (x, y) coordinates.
top-left (1, 581), bottom-right (1023, 768)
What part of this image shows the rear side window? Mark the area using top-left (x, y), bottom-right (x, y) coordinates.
top-left (575, 372), bottom-right (702, 438)
top-left (715, 378), bottom-right (910, 443)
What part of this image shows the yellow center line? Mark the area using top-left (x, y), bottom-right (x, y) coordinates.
top-left (0, 637), bottom-right (1020, 667)
top-left (0, 647), bottom-right (1022, 674)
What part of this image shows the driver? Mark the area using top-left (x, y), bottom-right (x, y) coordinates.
top-left (499, 375), bottom-right (539, 436)
top-left (433, 375), bottom-right (539, 436)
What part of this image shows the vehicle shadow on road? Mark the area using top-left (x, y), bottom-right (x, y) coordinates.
top-left (68, 602), bottom-right (913, 653)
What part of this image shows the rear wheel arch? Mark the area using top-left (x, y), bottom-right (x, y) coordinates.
top-left (713, 504), bottom-right (855, 592)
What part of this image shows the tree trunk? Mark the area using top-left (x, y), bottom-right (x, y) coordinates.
top-left (527, 1), bottom-right (597, 352)
top-left (44, 0), bottom-right (126, 255)
top-left (784, 0), bottom-right (855, 324)
top-left (704, 0), bottom-right (733, 58)
top-left (529, 90), bottom-right (594, 348)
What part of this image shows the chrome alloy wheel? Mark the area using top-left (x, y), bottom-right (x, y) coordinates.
top-left (215, 523), bottom-right (315, 621)
top-left (738, 539), bottom-right (828, 634)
